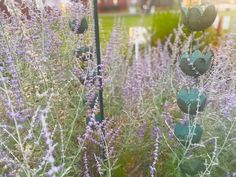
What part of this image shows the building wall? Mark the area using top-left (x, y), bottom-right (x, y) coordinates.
top-left (183, 0), bottom-right (201, 6)
top-left (213, 0), bottom-right (236, 3)
top-left (98, 0), bottom-right (128, 12)
top-left (0, 0), bottom-right (55, 19)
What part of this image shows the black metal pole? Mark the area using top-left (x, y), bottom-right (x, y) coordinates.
top-left (92, 1), bottom-right (107, 167)
top-left (93, 0), bottom-right (105, 122)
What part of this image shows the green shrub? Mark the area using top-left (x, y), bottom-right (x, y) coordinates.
top-left (151, 10), bottom-right (218, 47)
top-left (152, 11), bottom-right (180, 45)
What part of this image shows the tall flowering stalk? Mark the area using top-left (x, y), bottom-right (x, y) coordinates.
top-left (0, 1), bottom-right (86, 176)
top-left (150, 130), bottom-right (160, 177)
top-left (0, 0), bottom-right (235, 176)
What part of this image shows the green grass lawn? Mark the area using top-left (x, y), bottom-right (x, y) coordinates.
top-left (98, 10), bottom-right (236, 44)
top-left (219, 10), bottom-right (236, 17)
top-left (99, 14), bottom-right (153, 42)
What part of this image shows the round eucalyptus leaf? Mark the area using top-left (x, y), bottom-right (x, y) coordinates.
top-left (181, 4), bottom-right (217, 31)
top-left (69, 17), bottom-right (88, 34)
top-left (180, 157), bottom-right (206, 176)
top-left (75, 46), bottom-right (93, 61)
top-left (86, 114), bottom-right (103, 125)
top-left (180, 50), bottom-right (212, 77)
top-left (174, 121), bottom-right (203, 145)
top-left (177, 88), bottom-right (207, 115)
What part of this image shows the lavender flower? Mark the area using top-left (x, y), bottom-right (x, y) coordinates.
top-left (220, 93), bottom-right (236, 118)
top-left (83, 152), bottom-right (91, 177)
top-left (150, 127), bottom-right (160, 177)
top-left (137, 122), bottom-right (147, 137)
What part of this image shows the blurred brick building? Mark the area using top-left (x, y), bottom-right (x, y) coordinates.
top-left (98, 0), bottom-right (127, 12)
top-left (0, 0), bottom-right (30, 17)
top-left (141, 0), bottom-right (174, 7)
top-left (183, 0), bottom-right (236, 5)
top-left (0, 0), bottom-right (57, 19)
top-left (98, 0), bottom-right (174, 12)
top-left (213, 0), bottom-right (236, 3)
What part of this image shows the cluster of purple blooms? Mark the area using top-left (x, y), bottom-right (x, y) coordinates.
top-left (220, 93), bottom-right (236, 118)
top-left (0, 0), bottom-right (235, 176)
top-left (0, 1), bottom-right (78, 176)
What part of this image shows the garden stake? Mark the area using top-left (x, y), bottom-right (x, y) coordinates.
top-left (92, 0), bottom-right (107, 165)
top-left (93, 0), bottom-right (105, 124)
